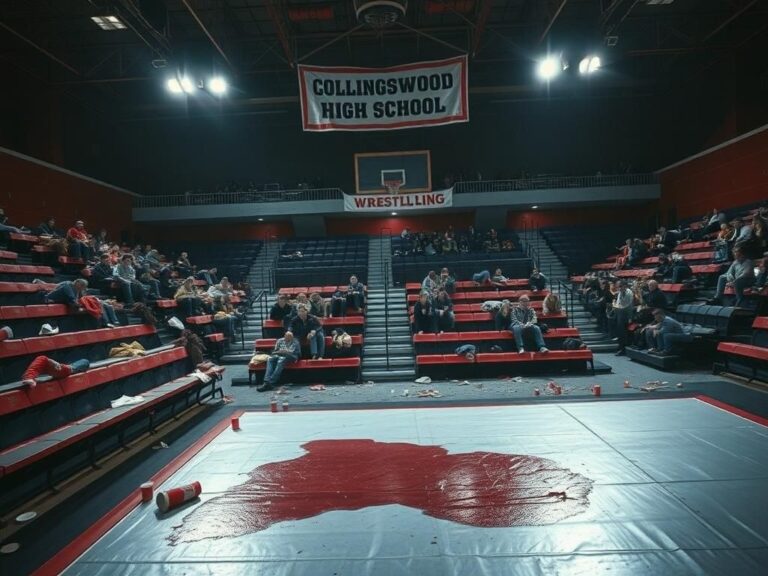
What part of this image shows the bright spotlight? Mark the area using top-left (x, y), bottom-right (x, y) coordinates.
top-left (391, 212), bottom-right (398, 216)
top-left (579, 56), bottom-right (601, 75)
top-left (536, 55), bottom-right (563, 81)
top-left (179, 76), bottom-right (195, 94)
top-left (209, 76), bottom-right (227, 95)
top-left (531, 205), bottom-right (539, 209)
top-left (166, 78), bottom-right (183, 94)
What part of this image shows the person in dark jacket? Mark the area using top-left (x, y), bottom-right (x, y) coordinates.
top-left (346, 275), bottom-right (365, 311)
top-left (413, 293), bottom-right (437, 334)
top-left (270, 294), bottom-right (294, 327)
top-left (434, 289), bottom-right (454, 332)
top-left (288, 305), bottom-right (325, 359)
top-left (91, 253), bottom-right (116, 294)
top-left (44, 279), bottom-right (88, 308)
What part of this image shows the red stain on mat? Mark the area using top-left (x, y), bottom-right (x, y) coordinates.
top-left (169, 440), bottom-right (592, 544)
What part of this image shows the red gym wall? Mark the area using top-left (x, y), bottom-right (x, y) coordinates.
top-left (659, 126), bottom-right (768, 221)
top-left (506, 204), bottom-right (658, 229)
top-left (134, 221), bottom-right (295, 245)
top-left (0, 148), bottom-right (133, 238)
top-left (325, 212), bottom-right (476, 236)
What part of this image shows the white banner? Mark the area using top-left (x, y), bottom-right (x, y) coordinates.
top-left (344, 188), bottom-right (453, 212)
top-left (298, 56), bottom-right (468, 132)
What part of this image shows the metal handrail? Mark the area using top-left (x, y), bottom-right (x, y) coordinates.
top-left (379, 228), bottom-right (392, 371)
top-left (132, 173), bottom-right (657, 208)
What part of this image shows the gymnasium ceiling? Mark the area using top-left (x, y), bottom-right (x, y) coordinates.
top-left (1, 0), bottom-right (766, 119)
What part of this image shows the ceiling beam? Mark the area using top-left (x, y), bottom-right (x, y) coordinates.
top-left (0, 20), bottom-right (80, 76)
top-left (538, 0), bottom-right (568, 45)
top-left (264, 0), bottom-right (295, 67)
top-left (471, 0), bottom-right (493, 57)
top-left (180, 0), bottom-right (236, 71)
top-left (702, 0), bottom-right (759, 43)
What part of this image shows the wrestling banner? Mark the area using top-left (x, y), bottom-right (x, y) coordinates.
top-left (298, 56), bottom-right (468, 132)
top-left (343, 188), bottom-right (453, 212)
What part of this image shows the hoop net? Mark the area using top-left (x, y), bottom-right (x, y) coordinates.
top-left (384, 180), bottom-right (403, 195)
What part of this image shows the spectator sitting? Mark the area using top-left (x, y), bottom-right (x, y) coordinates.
top-left (36, 217), bottom-right (61, 238)
top-left (611, 280), bottom-right (634, 356)
top-left (713, 223), bottom-right (736, 262)
top-left (438, 267), bottom-right (456, 295)
top-left (510, 295), bottom-right (548, 354)
top-left (94, 229), bottom-right (109, 253)
top-left (484, 229), bottom-right (500, 252)
top-left (66, 220), bottom-right (93, 262)
top-left (703, 209), bottom-right (727, 235)
top-left (91, 253), bottom-right (116, 291)
top-left (346, 275), bottom-right (365, 311)
top-left (401, 227), bottom-right (411, 240)
top-left (44, 279), bottom-right (89, 309)
top-left (542, 292), bottom-right (561, 316)
top-left (115, 254), bottom-right (147, 305)
top-left (257, 331), bottom-right (300, 392)
top-left (644, 309), bottom-right (692, 356)
top-left (288, 305), bottom-right (325, 360)
top-left (754, 257), bottom-right (767, 290)
top-left (270, 294), bottom-right (294, 327)
top-left (309, 292), bottom-right (327, 317)
top-left (441, 232), bottom-right (457, 254)
top-left (329, 289), bottom-right (347, 318)
top-left (669, 253), bottom-right (693, 284)
top-left (422, 270), bottom-right (438, 295)
top-left (434, 289), bottom-right (454, 332)
top-left (636, 279), bottom-right (667, 324)
top-left (708, 247), bottom-right (754, 307)
top-left (212, 296), bottom-right (238, 340)
top-left (196, 267), bottom-right (218, 285)
top-left (174, 277), bottom-right (205, 316)
top-left (529, 268), bottom-right (547, 292)
top-left (495, 300), bottom-right (512, 331)
top-left (176, 252), bottom-right (193, 276)
top-left (208, 277), bottom-right (234, 299)
top-left (413, 292), bottom-right (437, 334)
top-left (35, 216), bottom-right (68, 255)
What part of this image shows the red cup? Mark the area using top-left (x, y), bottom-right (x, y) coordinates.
top-left (231, 416), bottom-right (240, 431)
top-left (140, 481), bottom-right (154, 503)
top-left (593, 384), bottom-right (601, 397)
top-left (156, 481), bottom-right (202, 513)
top-left (270, 399), bottom-right (278, 413)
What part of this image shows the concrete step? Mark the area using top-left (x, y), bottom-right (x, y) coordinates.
top-left (364, 344), bottom-right (414, 354)
top-left (361, 368), bottom-right (417, 381)
top-left (365, 318), bottom-right (410, 327)
top-left (362, 356), bottom-right (415, 368)
top-left (366, 327), bottom-right (412, 338)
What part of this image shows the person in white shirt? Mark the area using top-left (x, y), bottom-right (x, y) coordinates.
top-left (611, 280), bottom-right (634, 356)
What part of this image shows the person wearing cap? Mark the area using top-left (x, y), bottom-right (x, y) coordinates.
top-left (259, 331), bottom-right (300, 391)
top-left (66, 220), bottom-right (93, 261)
top-left (510, 295), bottom-right (549, 354)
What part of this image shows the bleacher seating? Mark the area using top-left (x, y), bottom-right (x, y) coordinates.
top-left (0, 264), bottom-right (55, 282)
top-left (162, 239), bottom-right (263, 283)
top-left (262, 316), bottom-right (365, 337)
top-left (275, 237), bottom-right (369, 287)
top-left (716, 317), bottom-right (768, 381)
top-left (0, 304), bottom-right (100, 338)
top-left (416, 349), bottom-right (594, 378)
top-left (248, 357), bottom-right (361, 386)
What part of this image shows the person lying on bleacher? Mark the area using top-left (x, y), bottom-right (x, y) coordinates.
top-left (434, 289), bottom-right (454, 332)
top-left (21, 356), bottom-right (89, 388)
top-left (708, 247), bottom-right (754, 307)
top-left (66, 220), bottom-right (93, 262)
top-left (44, 279), bottom-right (88, 309)
top-left (270, 294), bottom-right (294, 326)
top-left (644, 309), bottom-right (692, 356)
top-left (0, 207), bottom-right (30, 234)
top-left (115, 254), bottom-right (149, 306)
top-left (258, 331), bottom-right (300, 392)
top-left (288, 305), bottom-right (325, 360)
top-left (510, 295), bottom-right (548, 354)
top-left (529, 268), bottom-right (547, 292)
top-left (347, 275), bottom-right (365, 311)
top-left (413, 292), bottom-right (438, 335)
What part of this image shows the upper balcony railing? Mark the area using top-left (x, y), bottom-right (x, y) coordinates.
top-left (133, 173), bottom-right (658, 208)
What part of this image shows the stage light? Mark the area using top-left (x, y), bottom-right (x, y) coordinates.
top-left (166, 78), bottom-right (182, 94)
top-left (532, 205), bottom-right (539, 209)
top-left (579, 56), bottom-right (601, 75)
top-left (209, 76), bottom-right (227, 95)
top-left (179, 76), bottom-right (195, 94)
top-left (391, 212), bottom-right (398, 216)
top-left (536, 55), bottom-right (563, 81)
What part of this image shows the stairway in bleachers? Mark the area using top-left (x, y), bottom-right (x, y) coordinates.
top-left (246, 240), bottom-right (284, 291)
top-left (363, 237), bottom-right (415, 381)
top-left (518, 230), bottom-right (569, 283)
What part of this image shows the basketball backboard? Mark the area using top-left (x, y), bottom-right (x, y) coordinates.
top-left (354, 150), bottom-right (431, 194)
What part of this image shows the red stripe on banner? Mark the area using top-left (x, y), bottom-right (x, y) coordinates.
top-left (32, 410), bottom-right (246, 576)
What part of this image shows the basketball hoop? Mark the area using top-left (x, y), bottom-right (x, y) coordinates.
top-left (384, 180), bottom-right (403, 194)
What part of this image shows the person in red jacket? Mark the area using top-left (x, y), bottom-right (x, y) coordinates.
top-left (66, 220), bottom-right (93, 262)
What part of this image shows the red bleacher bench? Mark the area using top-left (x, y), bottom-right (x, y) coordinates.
top-left (248, 357), bottom-right (361, 386)
top-left (0, 281), bottom-right (57, 294)
top-left (407, 290), bottom-right (548, 304)
top-left (154, 299), bottom-right (178, 309)
top-left (8, 233), bottom-right (39, 243)
top-left (185, 315), bottom-right (213, 325)
top-left (416, 349), bottom-right (594, 377)
top-left (0, 264), bottom-right (55, 277)
top-left (675, 241), bottom-right (712, 252)
top-left (31, 245), bottom-right (53, 254)
top-left (690, 264), bottom-right (725, 276)
top-left (205, 333), bottom-right (226, 342)
top-left (0, 304), bottom-right (69, 321)
top-left (716, 317), bottom-right (768, 381)
top-left (591, 263), bottom-right (615, 270)
top-left (58, 256), bottom-right (85, 266)
top-left (614, 268), bottom-right (656, 278)
top-left (406, 279), bottom-right (530, 293)
top-left (0, 250), bottom-right (18, 261)
top-left (413, 328), bottom-right (579, 344)
top-left (254, 334), bottom-right (363, 351)
top-left (262, 316), bottom-right (365, 337)
top-left (279, 285), bottom-right (368, 297)
top-left (570, 276), bottom-right (586, 284)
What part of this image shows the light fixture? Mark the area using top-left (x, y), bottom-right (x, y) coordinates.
top-left (579, 56), bottom-right (601, 75)
top-left (166, 78), bottom-right (182, 94)
top-left (258, 218), bottom-right (264, 221)
top-left (391, 212), bottom-right (398, 216)
top-left (179, 76), bottom-right (195, 94)
top-left (531, 205), bottom-right (539, 209)
top-left (208, 76), bottom-right (228, 95)
top-left (536, 55), bottom-right (564, 81)
top-left (91, 15), bottom-right (127, 30)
